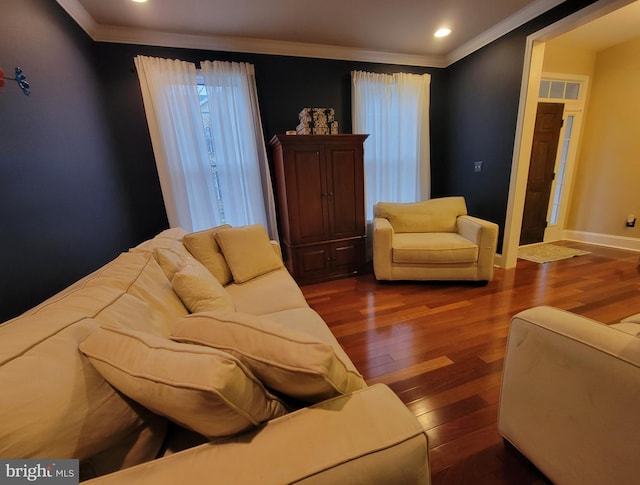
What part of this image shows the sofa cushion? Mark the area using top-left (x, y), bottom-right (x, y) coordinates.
top-left (133, 227), bottom-right (188, 252)
top-left (392, 233), bottom-right (478, 264)
top-left (85, 251), bottom-right (188, 336)
top-left (374, 197), bottom-right (468, 233)
top-left (225, 268), bottom-right (309, 315)
top-left (0, 293), bottom-right (167, 467)
top-left (79, 326), bottom-right (287, 438)
top-left (259, 308), bottom-right (360, 375)
top-left (171, 256), bottom-right (235, 313)
top-left (171, 311), bottom-right (367, 402)
top-left (215, 224), bottom-right (283, 284)
top-left (183, 224), bottom-right (233, 285)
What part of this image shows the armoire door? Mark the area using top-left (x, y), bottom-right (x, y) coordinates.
top-left (285, 144), bottom-right (330, 244)
top-left (325, 143), bottom-right (365, 239)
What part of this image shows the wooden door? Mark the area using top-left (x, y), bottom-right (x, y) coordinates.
top-left (520, 102), bottom-right (564, 245)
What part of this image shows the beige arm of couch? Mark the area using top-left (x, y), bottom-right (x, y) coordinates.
top-left (456, 215), bottom-right (498, 281)
top-left (372, 218), bottom-right (394, 280)
top-left (498, 306), bottom-right (640, 485)
top-left (86, 384), bottom-right (430, 485)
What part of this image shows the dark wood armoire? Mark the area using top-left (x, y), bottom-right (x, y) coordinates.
top-left (269, 134), bottom-right (368, 284)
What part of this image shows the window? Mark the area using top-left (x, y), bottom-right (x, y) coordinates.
top-left (134, 56), bottom-right (277, 236)
top-left (539, 78), bottom-right (582, 101)
top-left (351, 71), bottom-right (431, 220)
top-left (550, 114), bottom-right (574, 225)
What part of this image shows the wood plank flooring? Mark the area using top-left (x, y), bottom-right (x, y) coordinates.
top-left (300, 242), bottom-right (640, 484)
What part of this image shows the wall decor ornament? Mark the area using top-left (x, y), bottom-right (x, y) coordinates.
top-left (0, 67), bottom-right (30, 95)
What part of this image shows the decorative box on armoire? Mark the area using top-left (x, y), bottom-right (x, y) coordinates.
top-left (269, 134), bottom-right (368, 284)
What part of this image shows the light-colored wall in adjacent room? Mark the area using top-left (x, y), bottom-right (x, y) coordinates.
top-left (542, 43), bottom-right (596, 75)
top-left (566, 37), bottom-right (640, 239)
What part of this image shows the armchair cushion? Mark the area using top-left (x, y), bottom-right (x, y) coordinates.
top-left (393, 233), bottom-right (479, 264)
top-left (374, 197), bottom-right (467, 233)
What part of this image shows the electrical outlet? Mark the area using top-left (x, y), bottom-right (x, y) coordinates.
top-left (626, 219), bottom-right (636, 227)
top-left (626, 214), bottom-right (636, 227)
top-left (474, 161), bottom-right (483, 173)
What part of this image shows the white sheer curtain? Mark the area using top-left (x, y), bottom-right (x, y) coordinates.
top-left (134, 55), bottom-right (277, 237)
top-left (200, 61), bottom-right (277, 238)
top-left (135, 56), bottom-right (216, 232)
top-left (351, 71), bottom-right (431, 220)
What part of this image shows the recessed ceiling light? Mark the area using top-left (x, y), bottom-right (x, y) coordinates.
top-left (131, 0), bottom-right (147, 3)
top-left (434, 28), bottom-right (452, 38)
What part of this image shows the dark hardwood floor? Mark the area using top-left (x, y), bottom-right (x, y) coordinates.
top-left (300, 242), bottom-right (640, 484)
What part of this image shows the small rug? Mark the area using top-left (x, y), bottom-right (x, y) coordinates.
top-left (518, 243), bottom-right (591, 264)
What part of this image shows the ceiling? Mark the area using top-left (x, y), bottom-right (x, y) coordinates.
top-left (545, 0), bottom-right (640, 51)
top-left (57, 0), bottom-right (566, 67)
top-left (56, 0), bottom-right (640, 67)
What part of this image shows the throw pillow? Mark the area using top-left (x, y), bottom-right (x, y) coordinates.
top-left (171, 256), bottom-right (235, 313)
top-left (154, 247), bottom-right (185, 281)
top-left (215, 225), bottom-right (283, 284)
top-left (170, 311), bottom-right (367, 402)
top-left (183, 225), bottom-right (233, 285)
top-left (79, 326), bottom-right (287, 438)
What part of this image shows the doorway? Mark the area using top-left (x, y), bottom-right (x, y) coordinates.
top-left (500, 0), bottom-right (638, 269)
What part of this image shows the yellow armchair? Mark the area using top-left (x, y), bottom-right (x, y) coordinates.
top-left (373, 196), bottom-right (498, 282)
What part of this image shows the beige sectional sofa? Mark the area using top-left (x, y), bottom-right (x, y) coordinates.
top-left (0, 225), bottom-right (430, 484)
top-left (499, 306), bottom-right (640, 485)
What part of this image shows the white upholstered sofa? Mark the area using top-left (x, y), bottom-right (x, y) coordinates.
top-left (372, 197), bottom-right (498, 282)
top-left (499, 306), bottom-right (640, 485)
top-left (0, 224), bottom-right (430, 484)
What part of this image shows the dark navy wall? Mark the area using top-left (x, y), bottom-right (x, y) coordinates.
top-left (441, 0), bottom-right (598, 251)
top-left (0, 0), bottom-right (167, 322)
top-left (0, 0), bottom-right (598, 321)
top-left (0, 1), bottom-right (442, 321)
top-left (92, 42), bottom-right (444, 168)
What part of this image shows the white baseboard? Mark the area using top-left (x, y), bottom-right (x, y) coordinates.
top-left (562, 230), bottom-right (640, 252)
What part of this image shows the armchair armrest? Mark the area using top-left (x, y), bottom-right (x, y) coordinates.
top-left (457, 215), bottom-right (498, 280)
top-left (85, 384), bottom-right (430, 485)
top-left (373, 218), bottom-right (394, 280)
top-left (499, 306), bottom-right (640, 485)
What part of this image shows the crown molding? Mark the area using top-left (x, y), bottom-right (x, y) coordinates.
top-left (57, 0), bottom-right (565, 68)
top-left (57, 0), bottom-right (96, 36)
top-left (92, 24), bottom-right (448, 68)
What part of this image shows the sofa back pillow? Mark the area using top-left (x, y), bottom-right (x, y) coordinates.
top-left (183, 224), bottom-right (233, 285)
top-left (172, 256), bottom-right (235, 313)
top-left (171, 311), bottom-right (367, 402)
top-left (215, 225), bottom-right (283, 284)
top-left (79, 326), bottom-right (287, 438)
